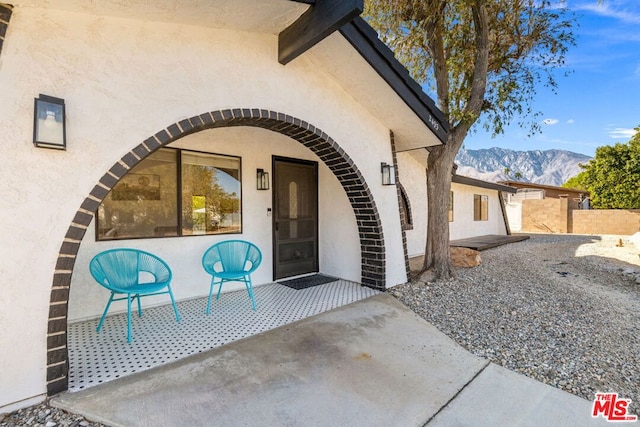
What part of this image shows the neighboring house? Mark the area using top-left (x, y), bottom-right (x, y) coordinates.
top-left (499, 180), bottom-right (589, 209)
top-left (499, 181), bottom-right (589, 233)
top-left (0, 1), bottom-right (450, 411)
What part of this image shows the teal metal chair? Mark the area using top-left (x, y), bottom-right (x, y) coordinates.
top-left (89, 248), bottom-right (181, 342)
top-left (201, 240), bottom-right (262, 314)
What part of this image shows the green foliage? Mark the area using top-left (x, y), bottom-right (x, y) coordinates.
top-left (562, 173), bottom-right (586, 191)
top-left (571, 128), bottom-right (640, 209)
top-left (364, 0), bottom-right (575, 137)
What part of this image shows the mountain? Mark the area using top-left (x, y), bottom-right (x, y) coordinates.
top-left (454, 147), bottom-right (592, 186)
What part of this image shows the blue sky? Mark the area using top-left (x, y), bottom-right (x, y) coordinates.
top-left (463, 0), bottom-right (640, 157)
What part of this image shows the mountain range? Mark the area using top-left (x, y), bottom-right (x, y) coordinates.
top-left (454, 147), bottom-right (592, 187)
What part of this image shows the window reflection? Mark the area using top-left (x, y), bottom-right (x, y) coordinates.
top-left (97, 148), bottom-right (241, 240)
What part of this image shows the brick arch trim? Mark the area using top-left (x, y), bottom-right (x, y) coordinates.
top-left (46, 108), bottom-right (386, 395)
top-left (0, 4), bottom-right (13, 57)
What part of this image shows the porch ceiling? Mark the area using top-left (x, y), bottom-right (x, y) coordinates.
top-left (306, 32), bottom-right (443, 152)
top-left (13, 0), bottom-right (309, 34)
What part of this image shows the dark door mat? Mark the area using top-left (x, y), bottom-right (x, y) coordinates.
top-left (279, 274), bottom-right (339, 290)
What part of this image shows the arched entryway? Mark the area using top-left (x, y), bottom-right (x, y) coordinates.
top-left (46, 108), bottom-right (386, 395)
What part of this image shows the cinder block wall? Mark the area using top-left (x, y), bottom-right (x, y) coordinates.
top-left (572, 210), bottom-right (640, 235)
top-left (521, 199), bottom-right (569, 233)
top-left (521, 199), bottom-right (640, 235)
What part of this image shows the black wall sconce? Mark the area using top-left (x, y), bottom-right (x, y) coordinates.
top-left (257, 168), bottom-right (270, 190)
top-left (381, 162), bottom-right (396, 185)
top-left (33, 94), bottom-right (66, 150)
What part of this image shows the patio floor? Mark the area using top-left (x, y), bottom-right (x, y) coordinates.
top-left (68, 279), bottom-right (379, 392)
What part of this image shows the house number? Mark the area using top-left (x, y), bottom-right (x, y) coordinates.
top-left (428, 115), bottom-right (439, 131)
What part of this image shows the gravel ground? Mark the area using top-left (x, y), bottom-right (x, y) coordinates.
top-left (392, 233), bottom-right (640, 415)
top-left (2, 233), bottom-right (638, 425)
top-left (0, 405), bottom-right (106, 427)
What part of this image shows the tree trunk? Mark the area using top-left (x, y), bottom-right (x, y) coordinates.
top-left (422, 135), bottom-right (462, 279)
top-left (420, 1), bottom-right (488, 280)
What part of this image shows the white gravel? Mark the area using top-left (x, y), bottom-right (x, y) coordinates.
top-left (391, 233), bottom-right (640, 415)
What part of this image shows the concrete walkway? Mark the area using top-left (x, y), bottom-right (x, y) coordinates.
top-left (52, 294), bottom-right (607, 426)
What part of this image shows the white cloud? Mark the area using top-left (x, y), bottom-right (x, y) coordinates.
top-left (542, 118), bottom-right (559, 125)
top-left (608, 127), bottom-right (638, 139)
top-left (574, 2), bottom-right (640, 24)
top-left (567, 119), bottom-right (575, 124)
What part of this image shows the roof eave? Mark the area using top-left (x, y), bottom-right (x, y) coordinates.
top-left (454, 175), bottom-right (517, 193)
top-left (339, 17), bottom-right (448, 144)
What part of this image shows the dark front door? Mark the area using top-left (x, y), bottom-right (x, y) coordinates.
top-left (273, 157), bottom-right (318, 279)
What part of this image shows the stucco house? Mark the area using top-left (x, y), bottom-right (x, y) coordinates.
top-left (0, 1), bottom-right (520, 412)
top-left (0, 0), bottom-right (457, 411)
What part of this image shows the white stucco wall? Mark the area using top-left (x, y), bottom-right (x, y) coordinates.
top-left (395, 154), bottom-right (509, 258)
top-left (396, 152), bottom-right (428, 257)
top-left (449, 183), bottom-right (508, 240)
top-left (505, 202), bottom-right (522, 232)
top-left (0, 6), bottom-right (407, 410)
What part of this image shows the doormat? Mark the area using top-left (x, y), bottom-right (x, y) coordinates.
top-left (279, 274), bottom-right (339, 290)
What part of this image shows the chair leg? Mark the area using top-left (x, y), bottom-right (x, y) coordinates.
top-left (126, 294), bottom-right (133, 343)
top-left (167, 285), bottom-right (181, 322)
top-left (135, 294), bottom-right (143, 317)
top-left (206, 277), bottom-right (216, 315)
top-left (244, 276), bottom-right (257, 311)
top-left (97, 292), bottom-right (116, 333)
top-left (215, 278), bottom-right (225, 300)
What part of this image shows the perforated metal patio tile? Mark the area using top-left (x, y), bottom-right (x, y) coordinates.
top-left (68, 279), bottom-right (379, 392)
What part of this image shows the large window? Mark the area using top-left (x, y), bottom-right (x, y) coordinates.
top-left (97, 148), bottom-right (241, 240)
top-left (473, 194), bottom-right (488, 221)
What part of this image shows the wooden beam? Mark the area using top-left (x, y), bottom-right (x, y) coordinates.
top-left (278, 0), bottom-right (363, 65)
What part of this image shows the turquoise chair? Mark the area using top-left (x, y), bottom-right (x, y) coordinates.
top-left (89, 248), bottom-right (181, 343)
top-left (202, 240), bottom-right (262, 314)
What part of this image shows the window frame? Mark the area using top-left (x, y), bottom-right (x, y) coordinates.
top-left (473, 194), bottom-right (488, 221)
top-left (96, 147), bottom-right (243, 241)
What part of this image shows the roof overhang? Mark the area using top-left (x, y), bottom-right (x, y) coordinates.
top-left (339, 18), bottom-right (448, 144)
top-left (453, 175), bottom-right (517, 193)
top-left (498, 181), bottom-right (589, 195)
top-left (277, 3), bottom-right (448, 150)
top-left (278, 0), bottom-right (363, 65)
top-left (304, 22), bottom-right (446, 151)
